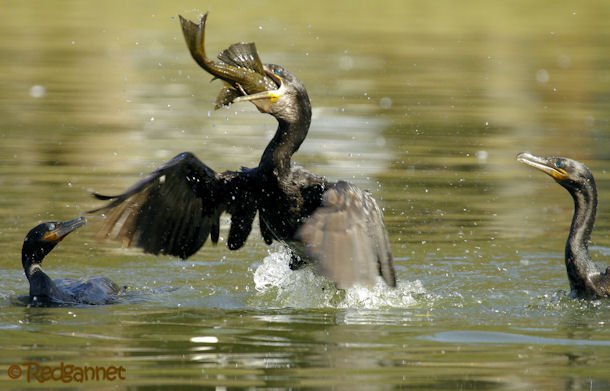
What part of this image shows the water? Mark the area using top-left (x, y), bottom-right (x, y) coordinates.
top-left (1, 0), bottom-right (610, 389)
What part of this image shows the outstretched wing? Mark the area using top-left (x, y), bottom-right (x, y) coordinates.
top-left (91, 152), bottom-right (255, 259)
top-left (296, 181), bottom-right (396, 289)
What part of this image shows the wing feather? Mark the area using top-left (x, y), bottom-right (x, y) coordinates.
top-left (297, 181), bottom-right (396, 288)
top-left (91, 152), bottom-right (253, 259)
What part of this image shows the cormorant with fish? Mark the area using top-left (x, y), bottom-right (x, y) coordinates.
top-left (518, 152), bottom-right (610, 299)
top-left (91, 13), bottom-right (396, 289)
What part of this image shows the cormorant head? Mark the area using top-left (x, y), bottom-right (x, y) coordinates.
top-left (22, 217), bottom-right (86, 279)
top-left (517, 152), bottom-right (595, 193)
top-left (234, 64), bottom-right (311, 124)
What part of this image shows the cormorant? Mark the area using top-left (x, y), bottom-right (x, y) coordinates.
top-left (90, 14), bottom-right (396, 289)
top-left (22, 216), bottom-right (122, 306)
top-left (517, 152), bottom-right (610, 299)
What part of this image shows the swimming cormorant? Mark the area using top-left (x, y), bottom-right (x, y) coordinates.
top-left (22, 216), bottom-right (122, 306)
top-left (517, 152), bottom-right (610, 299)
top-left (90, 14), bottom-right (396, 289)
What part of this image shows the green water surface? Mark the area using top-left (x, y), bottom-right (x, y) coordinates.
top-left (1, 1), bottom-right (610, 389)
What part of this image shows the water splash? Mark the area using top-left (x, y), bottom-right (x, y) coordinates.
top-left (252, 246), bottom-right (425, 309)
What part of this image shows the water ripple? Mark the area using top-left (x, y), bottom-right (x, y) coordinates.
top-left (421, 330), bottom-right (610, 346)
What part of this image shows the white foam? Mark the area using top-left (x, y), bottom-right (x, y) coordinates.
top-left (252, 246), bottom-right (425, 309)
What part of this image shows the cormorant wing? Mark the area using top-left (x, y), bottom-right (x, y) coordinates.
top-left (91, 152), bottom-right (226, 259)
top-left (55, 277), bottom-right (122, 305)
top-left (591, 269), bottom-right (610, 297)
top-left (297, 181), bottom-right (396, 289)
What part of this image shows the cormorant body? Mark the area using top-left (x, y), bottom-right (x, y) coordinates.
top-left (22, 217), bottom-right (122, 306)
top-left (518, 152), bottom-right (610, 299)
top-left (91, 15), bottom-right (396, 289)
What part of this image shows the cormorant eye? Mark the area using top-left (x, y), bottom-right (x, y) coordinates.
top-left (273, 69), bottom-right (282, 76)
top-left (48, 223), bottom-right (56, 230)
top-left (555, 160), bottom-right (563, 169)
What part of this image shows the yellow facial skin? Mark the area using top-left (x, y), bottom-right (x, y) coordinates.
top-left (233, 73), bottom-right (285, 113)
top-left (41, 217), bottom-right (86, 243)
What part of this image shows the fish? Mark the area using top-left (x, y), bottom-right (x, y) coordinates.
top-left (178, 13), bottom-right (279, 108)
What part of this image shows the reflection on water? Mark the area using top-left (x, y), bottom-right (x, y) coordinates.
top-left (424, 330), bottom-right (610, 346)
top-left (1, 0), bottom-right (610, 388)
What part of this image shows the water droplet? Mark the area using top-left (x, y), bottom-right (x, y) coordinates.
top-left (338, 55), bottom-right (353, 71)
top-left (536, 69), bottom-right (550, 83)
top-left (475, 150), bottom-right (488, 162)
top-left (379, 97), bottom-right (392, 109)
top-left (29, 85), bottom-right (46, 98)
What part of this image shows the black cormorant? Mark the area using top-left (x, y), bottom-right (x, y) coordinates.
top-left (22, 216), bottom-right (122, 306)
top-left (517, 152), bottom-right (610, 299)
top-left (90, 14), bottom-right (396, 289)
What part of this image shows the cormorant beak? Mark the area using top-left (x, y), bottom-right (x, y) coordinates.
top-left (42, 216), bottom-right (87, 243)
top-left (233, 71), bottom-right (284, 113)
top-left (517, 152), bottom-right (569, 181)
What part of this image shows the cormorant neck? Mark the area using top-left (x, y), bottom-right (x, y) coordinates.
top-left (22, 248), bottom-right (65, 303)
top-left (258, 101), bottom-right (312, 177)
top-left (564, 179), bottom-right (599, 291)
top-left (22, 242), bottom-right (53, 280)
top-left (22, 252), bottom-right (42, 281)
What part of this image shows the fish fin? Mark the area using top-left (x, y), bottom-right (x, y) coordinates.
top-left (214, 85), bottom-right (242, 109)
top-left (217, 42), bottom-right (266, 75)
